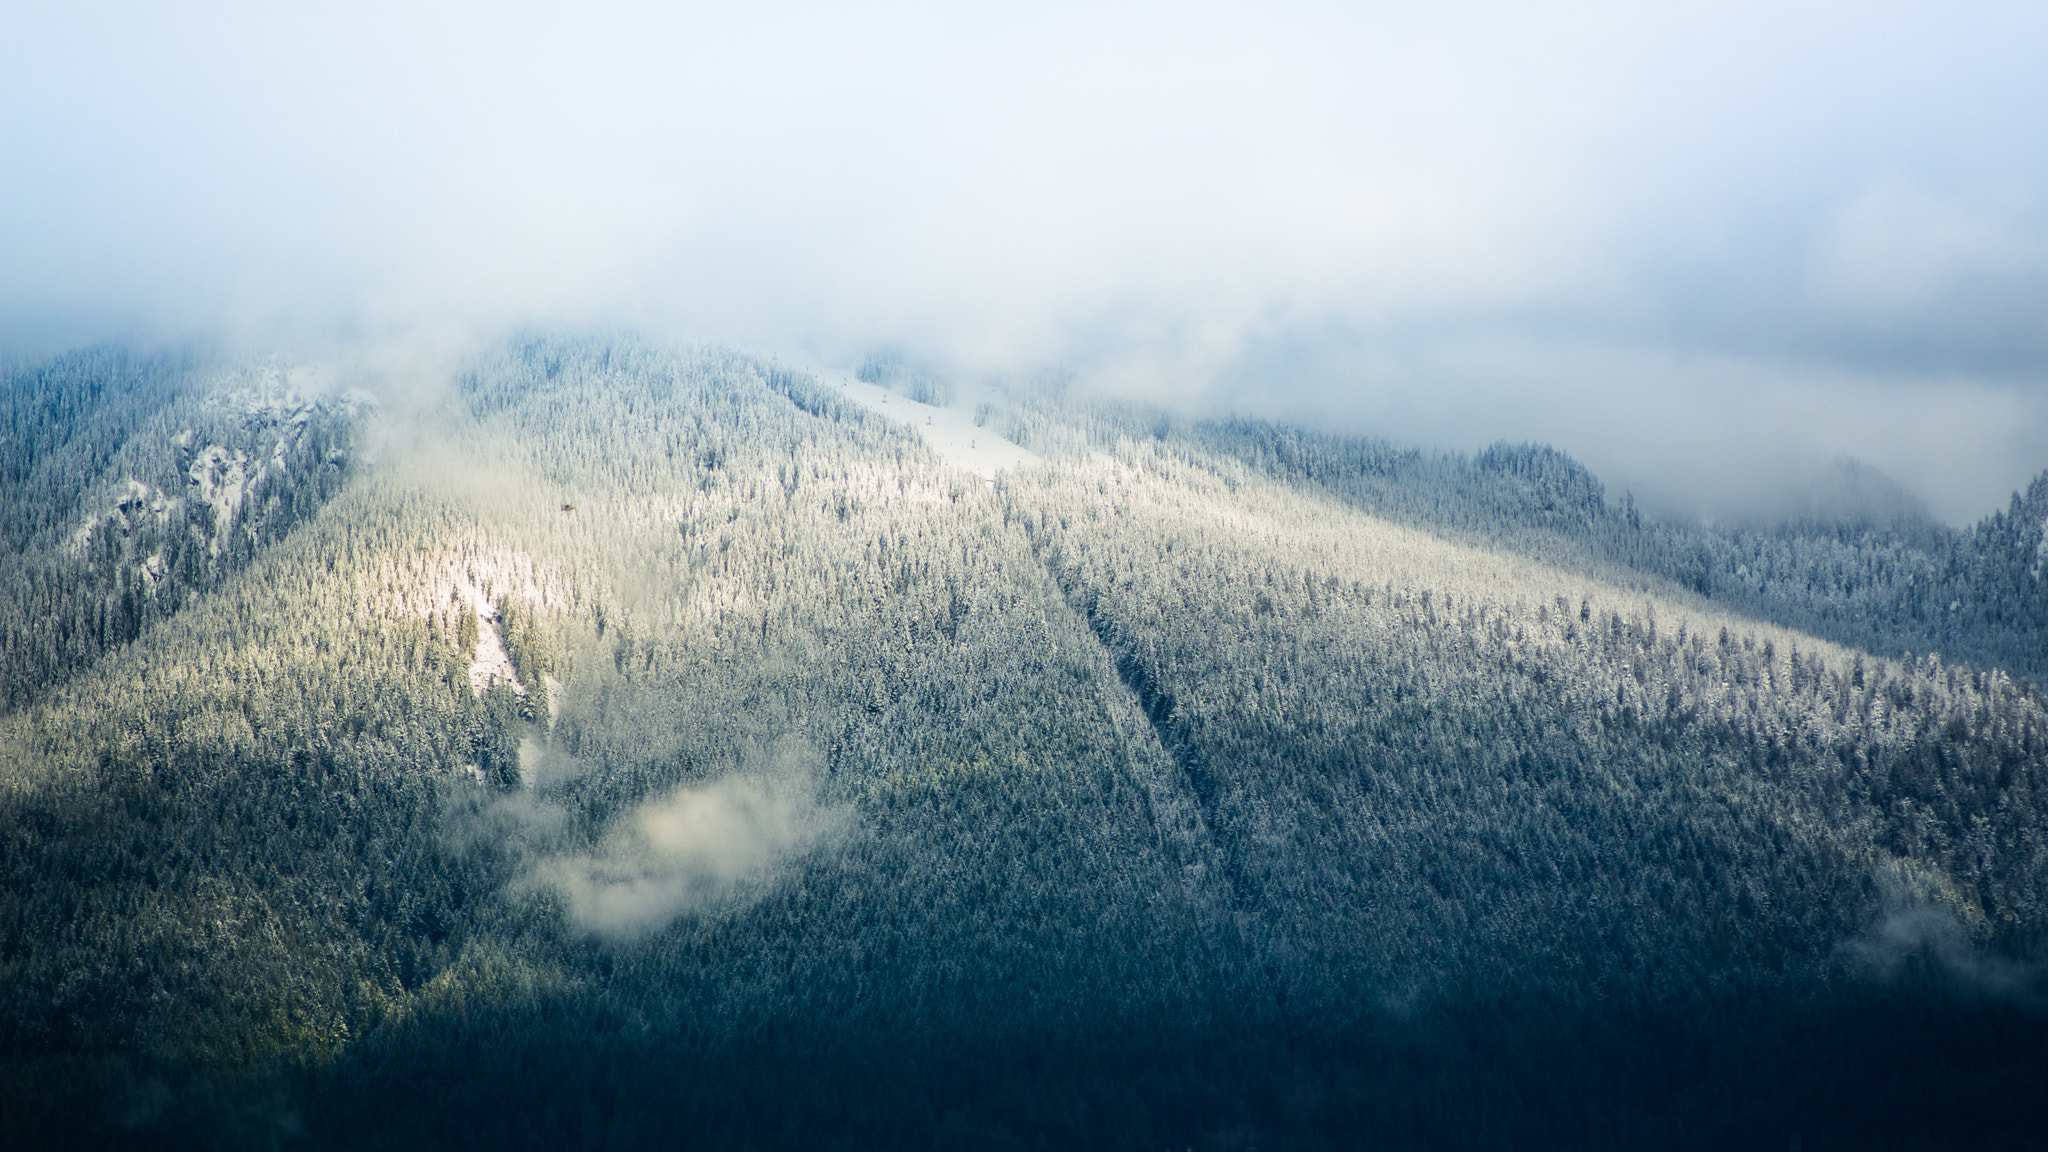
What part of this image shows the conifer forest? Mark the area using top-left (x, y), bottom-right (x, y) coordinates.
top-left (3, 336), bottom-right (2046, 1150)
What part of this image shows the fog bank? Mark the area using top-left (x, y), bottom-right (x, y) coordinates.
top-left (5, 1), bottom-right (2045, 520)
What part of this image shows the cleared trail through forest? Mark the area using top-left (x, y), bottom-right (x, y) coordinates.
top-left (1025, 531), bottom-right (1280, 1005)
top-left (770, 356), bottom-right (1041, 482)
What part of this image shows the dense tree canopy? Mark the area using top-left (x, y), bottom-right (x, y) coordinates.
top-left (2, 337), bottom-right (2043, 1150)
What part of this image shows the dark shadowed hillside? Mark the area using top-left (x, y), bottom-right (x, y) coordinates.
top-left (3, 337), bottom-right (2045, 1150)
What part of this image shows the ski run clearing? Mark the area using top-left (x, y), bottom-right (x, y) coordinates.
top-left (774, 357), bottom-right (1042, 483)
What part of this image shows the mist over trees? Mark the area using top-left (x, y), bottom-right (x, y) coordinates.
top-left (2, 335), bottom-right (2044, 1150)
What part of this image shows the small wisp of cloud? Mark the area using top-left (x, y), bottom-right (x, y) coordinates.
top-left (525, 741), bottom-right (849, 941)
top-left (1840, 868), bottom-right (2043, 1008)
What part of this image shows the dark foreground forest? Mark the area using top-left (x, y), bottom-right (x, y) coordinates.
top-left (3, 338), bottom-right (2046, 1150)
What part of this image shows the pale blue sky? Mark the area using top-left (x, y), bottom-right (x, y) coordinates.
top-left (5, 2), bottom-right (2044, 519)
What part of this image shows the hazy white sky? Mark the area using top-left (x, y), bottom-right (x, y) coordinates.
top-left (5, 1), bottom-right (2045, 520)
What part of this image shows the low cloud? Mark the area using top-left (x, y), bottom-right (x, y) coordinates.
top-left (527, 741), bottom-right (848, 941)
top-left (1200, 329), bottom-right (2048, 524)
top-left (1840, 881), bottom-right (2042, 1007)
top-left (5, 3), bottom-right (2046, 518)
top-left (441, 785), bottom-right (571, 859)
top-left (1808, 182), bottom-right (2048, 327)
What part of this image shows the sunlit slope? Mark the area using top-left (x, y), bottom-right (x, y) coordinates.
top-left (1017, 439), bottom-right (2048, 1015)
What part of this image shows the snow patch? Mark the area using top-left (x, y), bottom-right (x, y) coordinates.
top-left (372, 548), bottom-right (564, 621)
top-left (465, 591), bottom-right (524, 698)
top-left (69, 479), bottom-right (175, 557)
top-left (842, 377), bottom-right (1041, 481)
top-left (187, 446), bottom-right (250, 556)
top-left (371, 547), bottom-right (564, 699)
top-left (772, 357), bottom-right (1041, 483)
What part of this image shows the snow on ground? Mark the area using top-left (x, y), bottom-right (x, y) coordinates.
top-left (373, 549), bottom-right (563, 622)
top-left (771, 357), bottom-right (1041, 483)
top-left (459, 582), bottom-right (525, 698)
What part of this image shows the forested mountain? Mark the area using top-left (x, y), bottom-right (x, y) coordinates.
top-left (3, 337), bottom-right (2044, 1150)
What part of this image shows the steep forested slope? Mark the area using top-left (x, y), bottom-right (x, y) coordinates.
top-left (2, 337), bottom-right (2044, 1150)
top-left (0, 347), bottom-right (358, 709)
